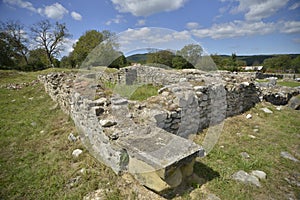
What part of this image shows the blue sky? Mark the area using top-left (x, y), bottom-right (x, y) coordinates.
top-left (1, 0), bottom-right (300, 56)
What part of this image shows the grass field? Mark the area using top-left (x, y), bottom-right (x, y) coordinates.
top-left (256, 79), bottom-right (300, 88)
top-left (0, 69), bottom-right (299, 199)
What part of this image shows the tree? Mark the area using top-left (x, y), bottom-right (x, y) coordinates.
top-left (0, 20), bottom-right (29, 67)
top-left (275, 55), bottom-right (291, 72)
top-left (177, 44), bottom-right (203, 66)
top-left (291, 55), bottom-right (300, 73)
top-left (30, 20), bottom-right (70, 67)
top-left (172, 55), bottom-right (193, 69)
top-left (0, 31), bottom-right (15, 68)
top-left (60, 52), bottom-right (76, 68)
top-left (210, 54), bottom-right (224, 69)
top-left (147, 50), bottom-right (174, 67)
top-left (82, 39), bottom-right (120, 68)
top-left (72, 30), bottom-right (103, 66)
top-left (108, 54), bottom-right (128, 68)
top-left (263, 55), bottom-right (292, 72)
top-left (27, 48), bottom-right (51, 70)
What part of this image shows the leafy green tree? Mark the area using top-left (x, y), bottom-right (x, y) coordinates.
top-left (0, 20), bottom-right (30, 69)
top-left (147, 50), bottom-right (174, 67)
top-left (60, 52), bottom-right (76, 68)
top-left (177, 44), bottom-right (203, 66)
top-left (72, 30), bottom-right (104, 66)
top-left (27, 48), bottom-right (51, 70)
top-left (30, 20), bottom-right (70, 68)
top-left (263, 57), bottom-right (276, 71)
top-left (172, 55), bottom-right (193, 69)
top-left (0, 32), bottom-right (15, 68)
top-left (291, 55), bottom-right (300, 73)
top-left (210, 54), bottom-right (224, 69)
top-left (0, 20), bottom-right (29, 65)
top-left (275, 55), bottom-right (291, 72)
top-left (82, 39), bottom-right (120, 68)
top-left (108, 54), bottom-right (128, 68)
top-left (263, 55), bottom-right (292, 72)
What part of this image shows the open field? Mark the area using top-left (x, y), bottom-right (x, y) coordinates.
top-left (0, 70), bottom-right (299, 199)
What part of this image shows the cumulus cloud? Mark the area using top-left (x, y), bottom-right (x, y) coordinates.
top-left (191, 20), bottom-right (276, 39)
top-left (71, 11), bottom-right (82, 21)
top-left (118, 28), bottom-right (192, 50)
top-left (3, 0), bottom-right (82, 21)
top-left (228, 0), bottom-right (289, 21)
top-left (186, 22), bottom-right (199, 29)
top-left (110, 0), bottom-right (188, 16)
top-left (279, 21), bottom-right (300, 34)
top-left (3, 0), bottom-right (37, 12)
top-left (117, 27), bottom-right (193, 52)
top-left (43, 3), bottom-right (68, 20)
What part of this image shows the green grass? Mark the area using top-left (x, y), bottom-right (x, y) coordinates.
top-left (193, 102), bottom-right (300, 200)
top-left (102, 82), bottom-right (160, 101)
top-left (255, 79), bottom-right (300, 87)
top-left (277, 81), bottom-right (300, 87)
top-left (0, 70), bottom-right (124, 200)
top-left (130, 84), bottom-right (160, 101)
top-left (1, 69), bottom-right (299, 200)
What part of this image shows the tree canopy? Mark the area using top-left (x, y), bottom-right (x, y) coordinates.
top-left (72, 30), bottom-right (104, 66)
top-left (0, 20), bottom-right (29, 68)
top-left (30, 20), bottom-right (70, 68)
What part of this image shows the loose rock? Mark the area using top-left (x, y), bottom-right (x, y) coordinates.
top-left (251, 170), bottom-right (267, 180)
top-left (72, 149), bottom-right (83, 157)
top-left (240, 152), bottom-right (250, 159)
top-left (232, 170), bottom-right (261, 187)
top-left (246, 114), bottom-right (252, 119)
top-left (68, 133), bottom-right (77, 142)
top-left (281, 151), bottom-right (299, 162)
top-left (288, 95), bottom-right (300, 110)
top-left (260, 107), bottom-right (273, 114)
top-left (100, 119), bottom-right (117, 127)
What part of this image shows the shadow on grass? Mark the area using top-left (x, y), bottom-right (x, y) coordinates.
top-left (161, 161), bottom-right (220, 199)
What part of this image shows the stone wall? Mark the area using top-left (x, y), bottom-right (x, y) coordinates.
top-left (39, 65), bottom-right (299, 193)
top-left (256, 72), bottom-right (300, 80)
top-left (39, 72), bottom-right (204, 193)
top-left (94, 65), bottom-right (260, 135)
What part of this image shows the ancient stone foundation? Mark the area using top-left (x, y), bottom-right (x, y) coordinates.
top-left (38, 65), bottom-right (299, 192)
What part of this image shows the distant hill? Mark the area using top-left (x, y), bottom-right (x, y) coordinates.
top-left (127, 53), bottom-right (148, 63)
top-left (127, 53), bottom-right (300, 66)
top-left (210, 54), bottom-right (300, 66)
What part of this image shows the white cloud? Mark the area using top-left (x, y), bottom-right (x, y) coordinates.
top-left (3, 0), bottom-right (81, 21)
top-left (61, 38), bottom-right (77, 57)
top-left (105, 15), bottom-right (125, 25)
top-left (186, 22), bottom-right (199, 29)
top-left (228, 0), bottom-right (289, 21)
top-left (3, 0), bottom-right (36, 12)
top-left (172, 30), bottom-right (191, 40)
top-left (117, 27), bottom-right (196, 54)
top-left (191, 20), bottom-right (276, 39)
top-left (289, 2), bottom-right (300, 10)
top-left (43, 3), bottom-right (68, 20)
top-left (71, 11), bottom-right (82, 21)
top-left (279, 21), bottom-right (300, 34)
top-left (136, 19), bottom-right (146, 26)
top-left (111, 0), bottom-right (188, 16)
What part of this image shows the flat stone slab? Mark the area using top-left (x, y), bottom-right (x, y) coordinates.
top-left (118, 126), bottom-right (203, 174)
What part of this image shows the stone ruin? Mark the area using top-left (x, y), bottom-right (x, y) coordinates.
top-left (38, 65), bottom-right (300, 193)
